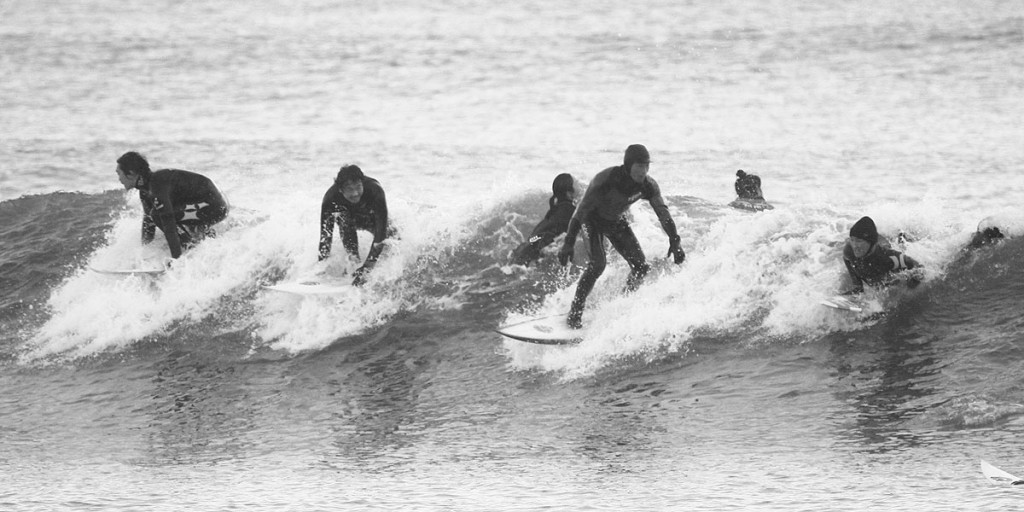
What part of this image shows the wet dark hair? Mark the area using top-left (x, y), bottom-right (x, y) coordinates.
top-left (982, 226), bottom-right (1004, 240)
top-left (117, 151), bottom-right (151, 178)
top-left (335, 164), bottom-right (364, 185)
top-left (550, 173), bottom-right (574, 206)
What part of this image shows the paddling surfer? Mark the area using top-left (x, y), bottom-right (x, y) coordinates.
top-left (842, 216), bottom-right (921, 295)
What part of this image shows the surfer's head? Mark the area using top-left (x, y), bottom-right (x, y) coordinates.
top-left (736, 169), bottom-right (747, 178)
top-left (336, 164), bottom-right (364, 203)
top-left (969, 226), bottom-right (1005, 249)
top-left (623, 144), bottom-right (650, 183)
top-left (551, 173), bottom-right (575, 204)
top-left (116, 151), bottom-right (151, 189)
top-left (849, 216), bottom-right (878, 258)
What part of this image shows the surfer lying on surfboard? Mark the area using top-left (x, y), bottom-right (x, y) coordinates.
top-left (115, 151), bottom-right (229, 260)
top-left (557, 144), bottom-right (687, 329)
top-left (841, 216), bottom-right (921, 295)
top-left (318, 164), bottom-right (397, 287)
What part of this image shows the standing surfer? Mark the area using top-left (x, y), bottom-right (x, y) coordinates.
top-left (557, 144), bottom-right (686, 329)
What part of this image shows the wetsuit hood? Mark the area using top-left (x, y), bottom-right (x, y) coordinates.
top-left (850, 216), bottom-right (878, 245)
top-left (623, 144), bottom-right (651, 169)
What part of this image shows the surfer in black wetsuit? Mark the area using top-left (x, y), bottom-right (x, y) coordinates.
top-left (557, 144), bottom-right (686, 329)
top-left (842, 216), bottom-right (920, 295)
top-left (318, 165), bottom-right (394, 286)
top-left (734, 170), bottom-right (764, 200)
top-left (967, 218), bottom-right (1006, 250)
top-left (115, 151), bottom-right (229, 259)
top-left (510, 173), bottom-right (577, 266)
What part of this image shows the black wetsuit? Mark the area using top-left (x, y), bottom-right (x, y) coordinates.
top-left (138, 169), bottom-right (228, 258)
top-left (735, 174), bottom-right (763, 200)
top-left (564, 165), bottom-right (680, 323)
top-left (511, 198), bottom-right (575, 266)
top-left (967, 227), bottom-right (1004, 249)
top-left (318, 176), bottom-right (392, 265)
top-left (842, 238), bottom-right (919, 292)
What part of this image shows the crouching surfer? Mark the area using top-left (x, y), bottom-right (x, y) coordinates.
top-left (318, 164), bottom-right (396, 286)
top-left (510, 173), bottom-right (578, 266)
top-left (115, 151), bottom-right (229, 260)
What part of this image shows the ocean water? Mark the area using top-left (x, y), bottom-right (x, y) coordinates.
top-left (2, 0), bottom-right (1024, 509)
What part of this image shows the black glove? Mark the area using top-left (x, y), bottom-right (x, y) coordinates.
top-left (558, 241), bottom-right (574, 266)
top-left (352, 265), bottom-right (368, 287)
top-left (667, 237), bottom-right (685, 264)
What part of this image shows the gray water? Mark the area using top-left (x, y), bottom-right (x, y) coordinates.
top-left (3, 0), bottom-right (1024, 510)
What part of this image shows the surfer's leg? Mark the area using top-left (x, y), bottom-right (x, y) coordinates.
top-left (568, 228), bottom-right (606, 328)
top-left (607, 220), bottom-right (649, 292)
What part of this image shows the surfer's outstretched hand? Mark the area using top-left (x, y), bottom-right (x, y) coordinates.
top-left (668, 236), bottom-right (685, 264)
top-left (558, 241), bottom-right (574, 266)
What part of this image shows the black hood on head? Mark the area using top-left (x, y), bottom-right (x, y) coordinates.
top-left (850, 216), bottom-right (878, 245)
top-left (623, 144), bottom-right (650, 169)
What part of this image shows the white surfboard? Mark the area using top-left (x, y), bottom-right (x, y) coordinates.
top-left (729, 198), bottom-right (774, 212)
top-left (263, 280), bottom-right (352, 296)
top-left (981, 459), bottom-right (1024, 485)
top-left (820, 295), bottom-right (865, 312)
top-left (89, 265), bottom-right (165, 276)
top-left (495, 314), bottom-right (583, 345)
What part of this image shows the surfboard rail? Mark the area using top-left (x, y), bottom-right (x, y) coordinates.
top-left (263, 281), bottom-right (352, 296)
top-left (495, 314), bottom-right (583, 345)
top-left (89, 265), bottom-right (165, 276)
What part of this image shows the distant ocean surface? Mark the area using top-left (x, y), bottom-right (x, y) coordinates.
top-left (2, 0), bottom-right (1024, 510)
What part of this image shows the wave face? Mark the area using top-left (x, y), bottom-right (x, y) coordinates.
top-left (4, 187), bottom-right (1022, 369)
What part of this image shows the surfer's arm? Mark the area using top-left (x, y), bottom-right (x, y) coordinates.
top-left (364, 187), bottom-right (389, 266)
top-left (338, 212), bottom-right (360, 261)
top-left (890, 251), bottom-right (922, 288)
top-left (533, 202), bottom-right (574, 247)
top-left (512, 203), bottom-right (570, 265)
top-left (317, 197), bottom-right (336, 261)
top-left (645, 178), bottom-right (683, 264)
top-left (564, 171), bottom-right (609, 247)
top-left (148, 189), bottom-right (183, 259)
top-left (751, 175), bottom-right (763, 199)
top-left (842, 257), bottom-right (864, 294)
top-left (889, 252), bottom-right (919, 271)
top-left (141, 198), bottom-right (156, 244)
top-left (645, 178), bottom-right (680, 242)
